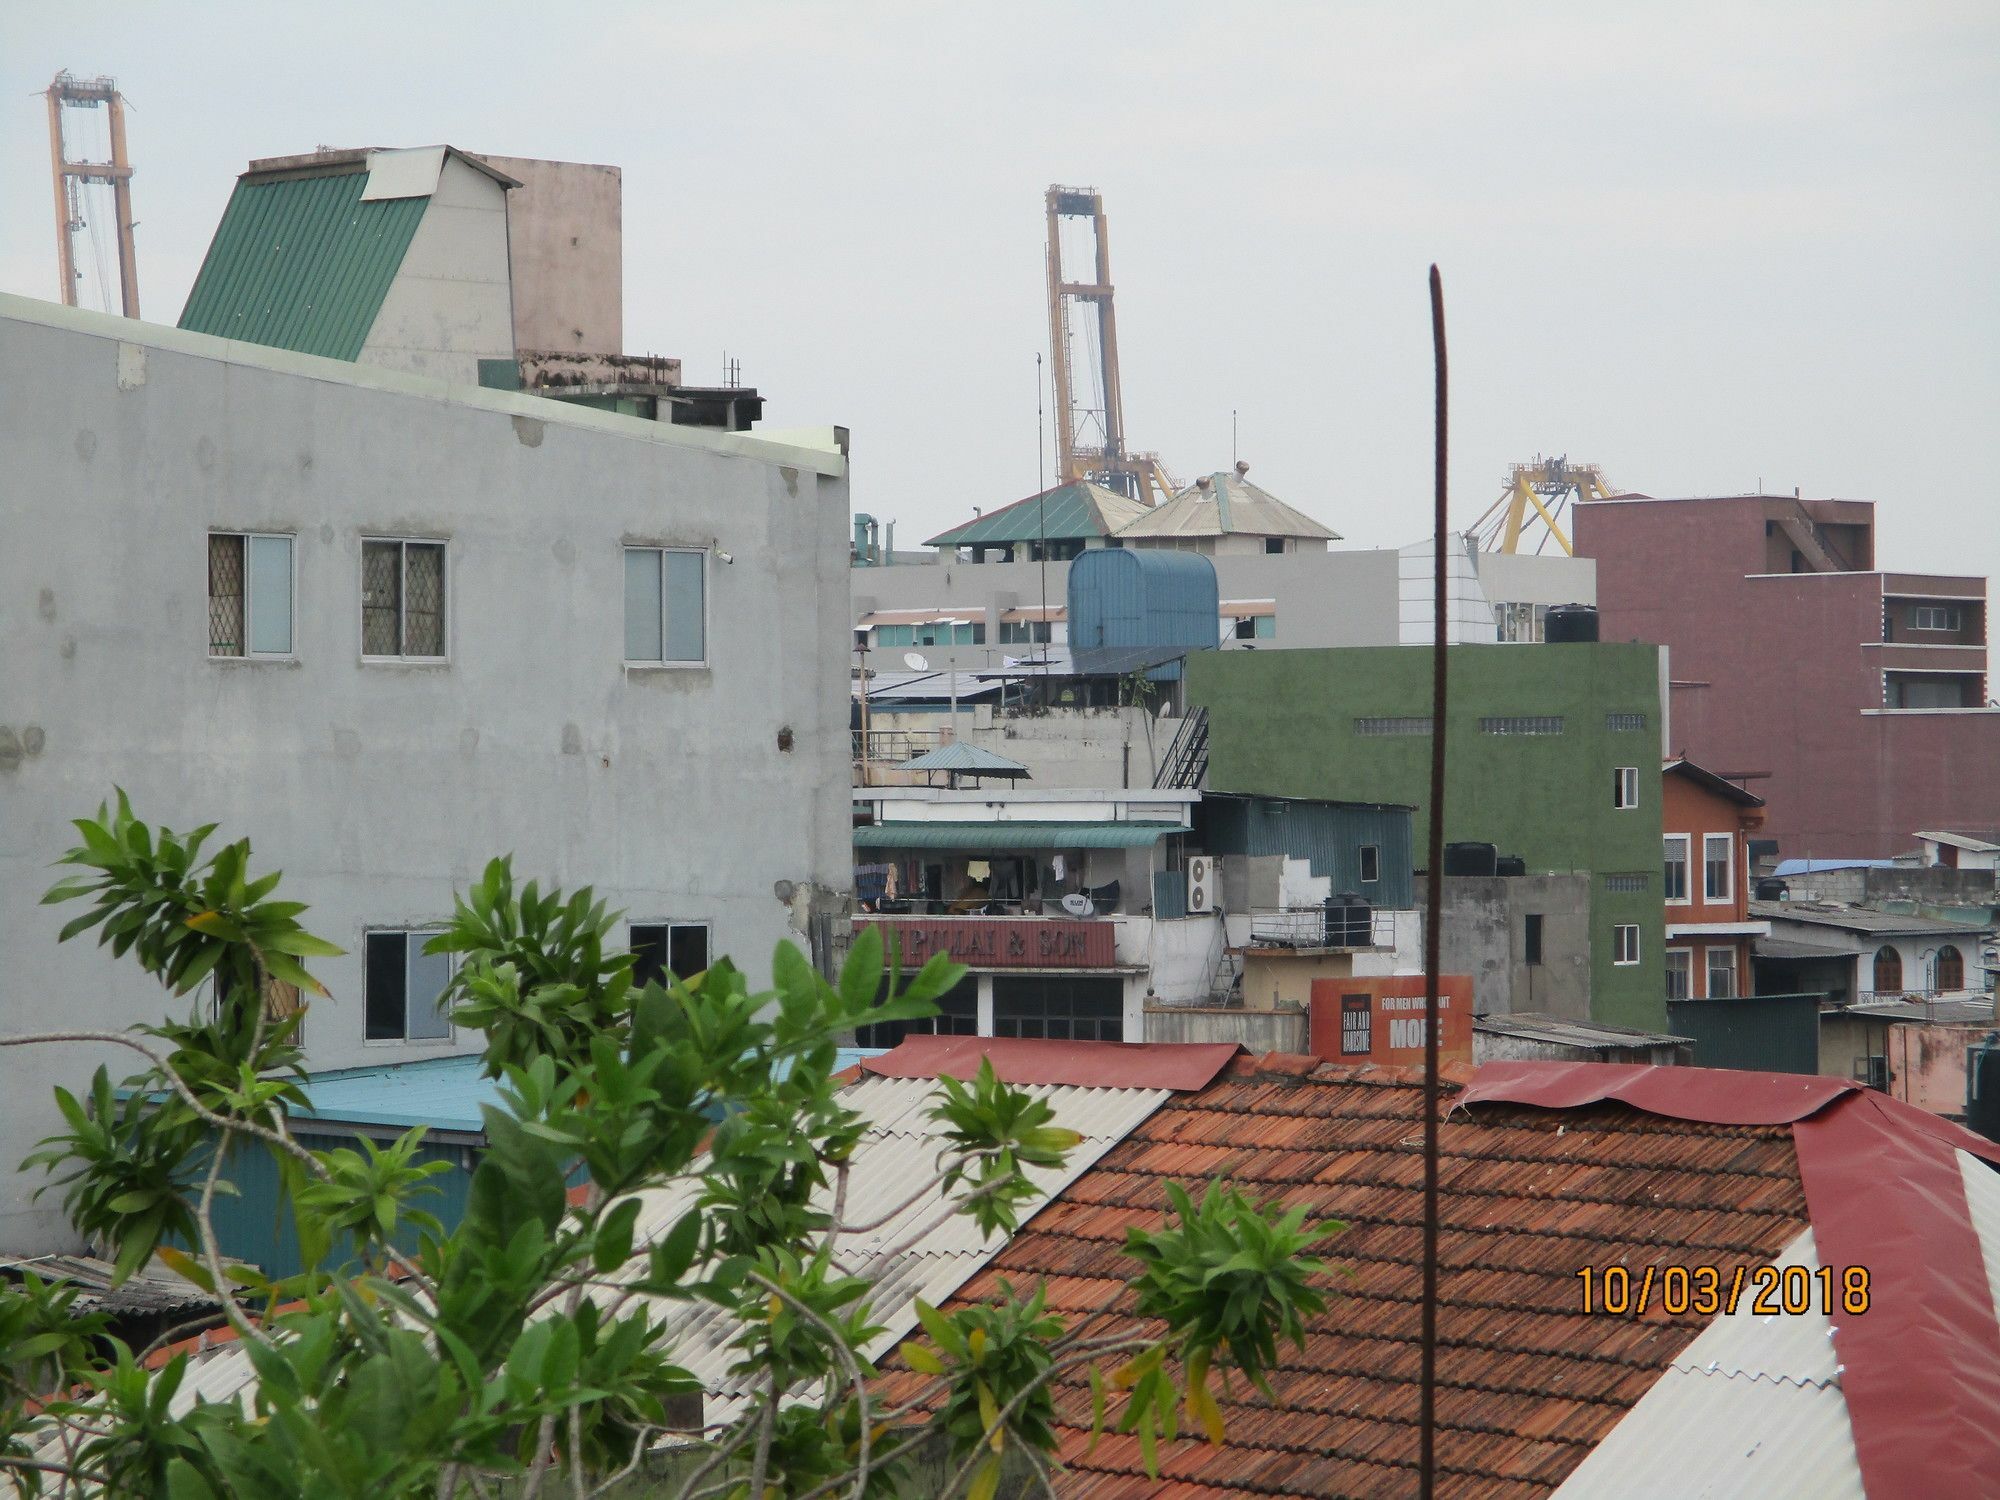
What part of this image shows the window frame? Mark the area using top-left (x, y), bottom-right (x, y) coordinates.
top-left (622, 544), bottom-right (709, 669)
top-left (1912, 604), bottom-right (1961, 632)
top-left (1524, 913), bottom-right (1544, 968)
top-left (1358, 845), bottom-right (1381, 884)
top-left (362, 928), bottom-right (457, 1045)
top-left (1872, 945), bottom-right (1903, 993)
top-left (1703, 832), bottom-right (1733, 904)
top-left (1705, 944), bottom-right (1739, 999)
top-left (1663, 835), bottom-right (1691, 905)
top-left (360, 536), bottom-right (450, 663)
top-left (1613, 924), bottom-right (1641, 966)
top-left (1936, 944), bottom-right (1965, 991)
top-left (1664, 947), bottom-right (1692, 1001)
top-left (629, 920), bottom-right (713, 988)
top-left (1613, 766), bottom-right (1639, 810)
top-left (207, 530), bottom-right (298, 661)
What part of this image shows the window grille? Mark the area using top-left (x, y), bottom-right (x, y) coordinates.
top-left (208, 534), bottom-right (244, 655)
top-left (1606, 713), bottom-right (1648, 732)
top-left (1604, 873), bottom-right (1649, 893)
top-left (1354, 716), bottom-right (1433, 736)
top-left (1480, 716), bottom-right (1564, 736)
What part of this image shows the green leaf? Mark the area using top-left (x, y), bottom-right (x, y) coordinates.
top-left (593, 1197), bottom-right (642, 1274)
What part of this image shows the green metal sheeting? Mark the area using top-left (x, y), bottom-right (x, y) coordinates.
top-left (1197, 795), bottom-right (1416, 908)
top-left (1666, 993), bottom-right (1823, 1075)
top-left (855, 821), bottom-right (1182, 851)
top-left (178, 170), bottom-right (427, 360)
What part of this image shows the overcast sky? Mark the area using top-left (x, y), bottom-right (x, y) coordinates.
top-left (5, 2), bottom-right (1995, 580)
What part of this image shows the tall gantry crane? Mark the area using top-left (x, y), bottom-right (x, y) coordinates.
top-left (45, 71), bottom-right (140, 318)
top-left (1044, 186), bottom-right (1175, 504)
top-left (1467, 456), bottom-right (1617, 555)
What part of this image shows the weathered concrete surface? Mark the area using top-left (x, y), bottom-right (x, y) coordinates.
top-left (359, 154), bottom-right (516, 387)
top-left (1440, 875), bottom-right (1593, 1019)
top-left (0, 295), bottom-right (850, 1253)
top-left (478, 154), bottom-right (623, 355)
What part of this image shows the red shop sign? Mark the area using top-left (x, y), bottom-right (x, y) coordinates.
top-left (855, 917), bottom-right (1117, 969)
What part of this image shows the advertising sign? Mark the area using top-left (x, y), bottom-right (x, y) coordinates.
top-left (1308, 974), bottom-right (1474, 1067)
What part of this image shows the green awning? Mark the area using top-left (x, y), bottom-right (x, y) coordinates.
top-left (854, 821), bottom-right (1183, 851)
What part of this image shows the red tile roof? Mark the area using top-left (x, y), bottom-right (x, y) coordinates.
top-left (879, 1054), bottom-right (1814, 1498)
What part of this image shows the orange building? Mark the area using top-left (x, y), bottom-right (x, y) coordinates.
top-left (1663, 759), bottom-right (1771, 1000)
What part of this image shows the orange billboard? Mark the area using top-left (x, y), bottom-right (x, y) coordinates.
top-left (1308, 975), bottom-right (1474, 1068)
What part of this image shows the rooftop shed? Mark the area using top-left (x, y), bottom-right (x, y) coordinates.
top-left (1066, 547), bottom-right (1219, 681)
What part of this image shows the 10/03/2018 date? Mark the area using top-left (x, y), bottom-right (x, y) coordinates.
top-left (1577, 1263), bottom-right (1870, 1316)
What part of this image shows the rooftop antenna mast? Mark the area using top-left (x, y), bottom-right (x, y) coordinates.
top-left (45, 71), bottom-right (140, 317)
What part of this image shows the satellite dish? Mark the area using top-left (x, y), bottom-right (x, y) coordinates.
top-left (904, 652), bottom-right (930, 671)
top-left (1156, 698), bottom-right (1173, 718)
top-left (1060, 893), bottom-right (1094, 917)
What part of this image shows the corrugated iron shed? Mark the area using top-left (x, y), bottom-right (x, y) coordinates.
top-left (178, 167), bottom-right (427, 359)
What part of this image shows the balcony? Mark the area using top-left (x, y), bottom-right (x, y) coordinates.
top-left (1248, 907), bottom-right (1395, 952)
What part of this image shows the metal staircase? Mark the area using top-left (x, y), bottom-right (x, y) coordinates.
top-left (1156, 707), bottom-right (1209, 790)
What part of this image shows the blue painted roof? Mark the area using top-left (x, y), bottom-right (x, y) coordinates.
top-left (294, 1047), bottom-right (888, 1134)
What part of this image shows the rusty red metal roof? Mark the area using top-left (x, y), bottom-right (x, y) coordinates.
top-left (860, 1036), bottom-right (1241, 1093)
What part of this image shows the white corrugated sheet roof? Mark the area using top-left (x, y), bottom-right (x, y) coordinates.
top-left (123, 1074), bottom-right (1168, 1448)
top-left (609, 1074), bottom-right (1168, 1425)
top-left (1552, 1226), bottom-right (1865, 1499)
top-left (1112, 469), bottom-right (1339, 541)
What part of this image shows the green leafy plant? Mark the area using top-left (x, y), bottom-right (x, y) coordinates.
top-left (1, 799), bottom-right (1343, 1498)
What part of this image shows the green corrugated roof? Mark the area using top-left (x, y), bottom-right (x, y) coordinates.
top-left (854, 821), bottom-right (1182, 850)
top-left (925, 482), bottom-right (1152, 548)
top-left (178, 170), bottom-right (428, 360)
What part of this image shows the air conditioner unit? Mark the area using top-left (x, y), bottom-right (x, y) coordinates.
top-left (1187, 856), bottom-right (1218, 915)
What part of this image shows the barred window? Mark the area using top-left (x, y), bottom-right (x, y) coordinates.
top-left (362, 539), bottom-right (447, 659)
top-left (1355, 716), bottom-right (1433, 736)
top-left (1606, 712), bottom-right (1648, 732)
top-left (1479, 716), bottom-right (1564, 736)
top-left (208, 532), bottom-right (293, 657)
top-left (1604, 873), bottom-right (1649, 893)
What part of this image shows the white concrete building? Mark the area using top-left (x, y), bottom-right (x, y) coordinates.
top-left (0, 294), bottom-right (853, 1253)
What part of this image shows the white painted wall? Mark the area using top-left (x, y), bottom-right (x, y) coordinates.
top-left (0, 296), bottom-right (852, 1253)
top-left (359, 155), bottom-right (516, 386)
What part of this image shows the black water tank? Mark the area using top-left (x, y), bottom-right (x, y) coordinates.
top-left (1444, 842), bottom-right (1499, 877)
top-left (1754, 877), bottom-right (1789, 902)
top-left (1323, 892), bottom-right (1373, 947)
top-left (1495, 855), bottom-right (1528, 877)
top-left (1545, 603), bottom-right (1600, 643)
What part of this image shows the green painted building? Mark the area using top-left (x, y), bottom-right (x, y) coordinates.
top-left (1186, 643), bottom-right (1668, 1028)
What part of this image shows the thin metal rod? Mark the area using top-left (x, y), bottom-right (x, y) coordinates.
top-left (1420, 263), bottom-right (1449, 1500)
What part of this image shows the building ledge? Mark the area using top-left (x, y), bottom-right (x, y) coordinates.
top-left (1667, 921), bottom-right (1772, 938)
top-left (1859, 708), bottom-right (2000, 717)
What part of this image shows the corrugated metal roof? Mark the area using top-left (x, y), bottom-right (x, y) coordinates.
top-left (861, 1035), bottom-right (1242, 1092)
top-left (1112, 470), bottom-right (1340, 541)
top-left (1550, 1227), bottom-right (1864, 1499)
top-left (0, 1255), bottom-right (224, 1319)
top-left (608, 1074), bottom-right (1169, 1426)
top-left (895, 742), bottom-right (1032, 775)
top-left (178, 168), bottom-right (428, 359)
top-left (1754, 900), bottom-right (1988, 936)
top-left (1474, 1012), bottom-right (1694, 1048)
top-left (292, 1054), bottom-right (498, 1133)
top-left (853, 820), bottom-right (1182, 850)
top-left (924, 482), bottom-right (1151, 548)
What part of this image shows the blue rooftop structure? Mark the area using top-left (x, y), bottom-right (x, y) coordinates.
top-left (1772, 858), bottom-right (1900, 877)
top-left (1066, 548), bottom-right (1220, 682)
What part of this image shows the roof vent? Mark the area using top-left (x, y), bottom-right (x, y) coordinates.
top-left (1235, 460), bottom-right (1250, 477)
top-left (1196, 476), bottom-right (1213, 490)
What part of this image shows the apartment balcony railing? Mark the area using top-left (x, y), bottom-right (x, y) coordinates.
top-left (1248, 907), bottom-right (1395, 951)
top-left (852, 728), bottom-right (945, 764)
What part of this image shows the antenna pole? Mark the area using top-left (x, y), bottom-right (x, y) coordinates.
top-left (1420, 264), bottom-right (1449, 1500)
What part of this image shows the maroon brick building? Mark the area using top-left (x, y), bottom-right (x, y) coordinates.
top-left (1574, 493), bottom-right (1996, 858)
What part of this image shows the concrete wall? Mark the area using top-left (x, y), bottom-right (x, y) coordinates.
top-left (360, 155), bottom-right (517, 386)
top-left (1888, 1021), bottom-right (1995, 1117)
top-left (1190, 644), bottom-right (1668, 1029)
top-left (1473, 1031), bottom-right (1682, 1065)
top-left (1397, 535), bottom-right (1497, 645)
top-left (478, 155), bottom-right (622, 355)
top-left (1475, 550), bottom-right (1599, 611)
top-left (1143, 1006), bottom-right (1308, 1052)
top-left (1440, 875), bottom-right (1594, 1018)
top-left (1790, 866), bottom-right (1997, 912)
top-left (0, 296), bottom-right (852, 1253)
